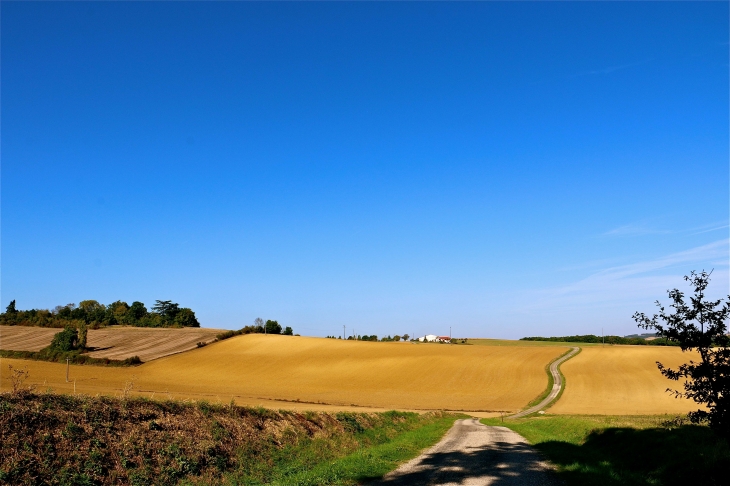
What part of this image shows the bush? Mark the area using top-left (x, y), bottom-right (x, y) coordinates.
top-left (50, 327), bottom-right (79, 352)
top-left (265, 320), bottom-right (282, 335)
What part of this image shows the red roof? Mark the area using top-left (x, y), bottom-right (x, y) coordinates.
top-left (438, 336), bottom-right (451, 340)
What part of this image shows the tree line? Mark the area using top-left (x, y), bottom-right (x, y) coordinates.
top-left (520, 334), bottom-right (679, 346)
top-left (0, 299), bottom-right (200, 329)
top-left (325, 334), bottom-right (411, 342)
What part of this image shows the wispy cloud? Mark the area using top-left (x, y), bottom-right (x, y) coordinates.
top-left (602, 220), bottom-right (729, 238)
top-left (524, 239), bottom-right (729, 317)
top-left (602, 223), bottom-right (669, 237)
top-left (689, 223), bottom-right (729, 236)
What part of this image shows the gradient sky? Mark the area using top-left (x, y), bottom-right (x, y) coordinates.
top-left (2, 2), bottom-right (728, 339)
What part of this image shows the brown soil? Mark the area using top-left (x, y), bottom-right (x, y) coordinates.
top-left (0, 325), bottom-right (223, 362)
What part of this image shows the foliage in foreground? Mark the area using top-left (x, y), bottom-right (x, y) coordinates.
top-left (484, 414), bottom-right (729, 486)
top-left (634, 270), bottom-right (730, 439)
top-left (0, 391), bottom-right (455, 485)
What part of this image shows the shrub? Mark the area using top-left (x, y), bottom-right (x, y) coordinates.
top-left (50, 327), bottom-right (79, 352)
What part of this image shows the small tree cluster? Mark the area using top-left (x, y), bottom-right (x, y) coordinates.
top-left (215, 318), bottom-right (293, 341)
top-left (49, 327), bottom-right (79, 352)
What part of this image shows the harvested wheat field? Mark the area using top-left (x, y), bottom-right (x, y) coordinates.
top-left (552, 345), bottom-right (702, 415)
top-left (0, 326), bottom-right (60, 351)
top-left (0, 334), bottom-right (567, 413)
top-left (0, 325), bottom-right (223, 362)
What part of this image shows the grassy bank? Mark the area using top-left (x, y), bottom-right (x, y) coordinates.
top-left (482, 415), bottom-right (730, 485)
top-left (0, 391), bottom-right (459, 485)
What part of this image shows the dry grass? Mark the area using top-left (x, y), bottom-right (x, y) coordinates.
top-left (0, 334), bottom-right (566, 412)
top-left (0, 325), bottom-right (222, 362)
top-left (551, 345), bottom-right (703, 415)
top-left (1, 391), bottom-right (454, 485)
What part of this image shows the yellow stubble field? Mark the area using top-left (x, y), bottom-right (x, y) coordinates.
top-left (1, 334), bottom-right (567, 413)
top-left (552, 345), bottom-right (702, 415)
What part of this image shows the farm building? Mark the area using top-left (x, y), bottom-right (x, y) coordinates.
top-left (417, 335), bottom-right (451, 343)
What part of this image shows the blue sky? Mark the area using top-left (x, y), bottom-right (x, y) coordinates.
top-left (2, 2), bottom-right (728, 339)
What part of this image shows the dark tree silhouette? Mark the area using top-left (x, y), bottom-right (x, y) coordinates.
top-left (633, 270), bottom-right (730, 438)
top-left (6, 300), bottom-right (17, 314)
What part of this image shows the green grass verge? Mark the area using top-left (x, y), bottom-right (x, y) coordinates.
top-left (546, 347), bottom-right (579, 411)
top-left (2, 391), bottom-right (461, 486)
top-left (482, 415), bottom-right (730, 485)
top-left (254, 414), bottom-right (461, 485)
top-left (524, 347), bottom-right (577, 409)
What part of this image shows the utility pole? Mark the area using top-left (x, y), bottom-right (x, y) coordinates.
top-left (66, 357), bottom-right (70, 382)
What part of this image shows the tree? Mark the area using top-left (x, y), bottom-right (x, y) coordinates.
top-left (254, 317), bottom-right (265, 333)
top-left (633, 270), bottom-right (730, 439)
top-left (79, 300), bottom-right (104, 313)
top-left (77, 322), bottom-right (88, 349)
top-left (109, 301), bottom-right (130, 318)
top-left (152, 300), bottom-right (180, 320)
top-left (49, 327), bottom-right (78, 352)
top-left (128, 301), bottom-right (148, 321)
top-left (265, 320), bottom-right (282, 335)
top-left (283, 326), bottom-right (294, 335)
top-left (173, 308), bottom-right (200, 327)
top-left (6, 300), bottom-right (17, 314)
top-left (403, 334), bottom-right (410, 341)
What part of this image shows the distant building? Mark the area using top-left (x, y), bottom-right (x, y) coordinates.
top-left (417, 334), bottom-right (451, 343)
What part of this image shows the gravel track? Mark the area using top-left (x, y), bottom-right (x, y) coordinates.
top-left (510, 346), bottom-right (580, 419)
top-left (373, 418), bottom-right (561, 485)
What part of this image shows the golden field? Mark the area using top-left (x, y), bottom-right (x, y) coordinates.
top-left (1, 332), bottom-right (705, 415)
top-left (1, 334), bottom-right (566, 413)
top-left (0, 325), bottom-right (222, 362)
top-left (551, 345), bottom-right (702, 415)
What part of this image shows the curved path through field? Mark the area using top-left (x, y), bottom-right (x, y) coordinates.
top-left (510, 346), bottom-right (580, 419)
top-left (373, 418), bottom-right (560, 485)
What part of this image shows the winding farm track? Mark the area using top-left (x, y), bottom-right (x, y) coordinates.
top-left (373, 418), bottom-right (560, 486)
top-left (376, 349), bottom-right (580, 484)
top-left (509, 346), bottom-right (580, 419)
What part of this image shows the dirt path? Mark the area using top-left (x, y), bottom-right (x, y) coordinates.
top-left (510, 346), bottom-right (580, 419)
top-left (373, 418), bottom-right (560, 486)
